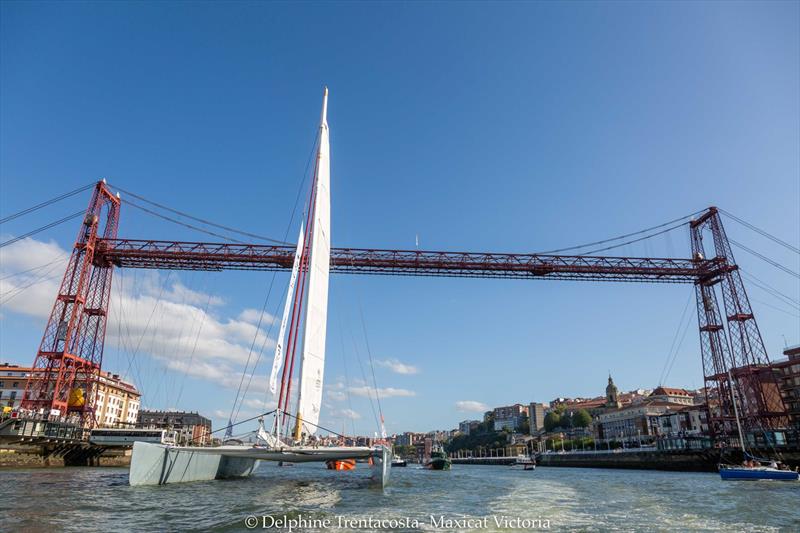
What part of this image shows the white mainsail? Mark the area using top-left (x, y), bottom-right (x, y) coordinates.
top-left (294, 87), bottom-right (331, 438)
top-left (269, 222), bottom-right (305, 396)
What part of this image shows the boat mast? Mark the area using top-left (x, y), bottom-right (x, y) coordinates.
top-left (293, 86), bottom-right (331, 442)
top-left (728, 369), bottom-right (747, 454)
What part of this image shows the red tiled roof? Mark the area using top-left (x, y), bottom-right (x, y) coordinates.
top-left (651, 386), bottom-right (691, 397)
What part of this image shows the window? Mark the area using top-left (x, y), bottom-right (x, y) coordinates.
top-left (12, 382), bottom-right (19, 388)
top-left (0, 381), bottom-right (4, 387)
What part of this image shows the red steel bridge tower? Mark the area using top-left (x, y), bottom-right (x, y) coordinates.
top-left (21, 181), bottom-right (120, 426)
top-left (21, 182), bottom-right (789, 439)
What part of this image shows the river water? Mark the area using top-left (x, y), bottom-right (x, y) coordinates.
top-left (1, 463), bottom-right (798, 532)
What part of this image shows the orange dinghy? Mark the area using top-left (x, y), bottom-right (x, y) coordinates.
top-left (326, 459), bottom-right (356, 471)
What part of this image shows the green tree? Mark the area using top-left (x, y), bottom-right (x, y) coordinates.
top-left (519, 414), bottom-right (530, 434)
top-left (571, 409), bottom-right (592, 428)
top-left (543, 411), bottom-right (561, 432)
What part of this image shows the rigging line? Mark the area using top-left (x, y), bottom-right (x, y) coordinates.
top-left (0, 210), bottom-right (85, 249)
top-left (185, 409), bottom-right (278, 444)
top-left (111, 184), bottom-right (290, 245)
top-left (720, 209), bottom-right (800, 255)
top-left (357, 298), bottom-right (384, 433)
top-left (231, 128), bottom-right (321, 425)
top-left (338, 316), bottom-right (357, 437)
top-left (0, 182), bottom-right (95, 225)
top-left (235, 282), bottom-right (285, 423)
top-left (663, 307), bottom-right (696, 385)
top-left (120, 198), bottom-right (247, 243)
top-left (578, 220), bottom-right (689, 256)
top-left (230, 271), bottom-right (280, 423)
top-left (658, 288), bottom-right (694, 386)
top-left (350, 324), bottom-right (381, 433)
top-left (279, 154), bottom-right (320, 430)
top-left (729, 239), bottom-right (800, 280)
top-left (165, 269), bottom-right (201, 407)
top-left (741, 270), bottom-right (800, 309)
top-left (175, 285), bottom-right (214, 408)
top-left (535, 209), bottom-right (705, 255)
top-left (280, 409), bottom-right (349, 439)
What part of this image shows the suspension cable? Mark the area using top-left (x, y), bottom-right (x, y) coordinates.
top-left (111, 184), bottom-right (289, 245)
top-left (0, 210), bottom-right (84, 249)
top-left (536, 209), bottom-right (705, 255)
top-left (720, 209), bottom-right (799, 255)
top-left (730, 240), bottom-right (800, 280)
top-left (578, 220), bottom-right (689, 256)
top-left (0, 182), bottom-right (94, 225)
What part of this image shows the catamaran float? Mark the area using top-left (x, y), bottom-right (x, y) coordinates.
top-left (128, 88), bottom-right (391, 487)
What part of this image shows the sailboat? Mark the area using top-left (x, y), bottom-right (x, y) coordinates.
top-left (718, 369), bottom-right (798, 481)
top-left (128, 88), bottom-right (391, 487)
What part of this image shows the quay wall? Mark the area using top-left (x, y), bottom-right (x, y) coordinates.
top-left (536, 449), bottom-right (800, 472)
top-left (0, 447), bottom-right (131, 468)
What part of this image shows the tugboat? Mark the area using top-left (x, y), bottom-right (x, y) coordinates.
top-left (424, 445), bottom-right (452, 470)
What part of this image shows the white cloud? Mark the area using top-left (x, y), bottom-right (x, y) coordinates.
top-left (238, 308), bottom-right (276, 325)
top-left (326, 390), bottom-right (347, 402)
top-left (0, 237), bottom-right (278, 392)
top-left (455, 400), bottom-right (489, 413)
top-left (348, 385), bottom-right (416, 398)
top-left (338, 408), bottom-right (361, 420)
top-left (376, 358), bottom-right (419, 375)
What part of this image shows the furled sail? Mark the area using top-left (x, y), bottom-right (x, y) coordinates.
top-left (295, 87), bottom-right (331, 437)
top-left (269, 222), bottom-right (305, 396)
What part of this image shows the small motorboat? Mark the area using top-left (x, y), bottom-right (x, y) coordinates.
top-left (510, 456), bottom-right (536, 471)
top-left (391, 455), bottom-right (407, 467)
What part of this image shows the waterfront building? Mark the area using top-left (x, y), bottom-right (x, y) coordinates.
top-left (528, 403), bottom-right (546, 434)
top-left (773, 344), bottom-right (800, 429)
top-left (0, 363), bottom-right (29, 410)
top-left (458, 419), bottom-right (480, 436)
top-left (492, 404), bottom-right (528, 432)
top-left (594, 401), bottom-right (684, 441)
top-left (94, 371), bottom-right (141, 427)
top-left (654, 404), bottom-right (709, 436)
top-left (1, 363), bottom-right (139, 427)
top-left (137, 410), bottom-right (211, 445)
top-left (648, 386), bottom-right (694, 405)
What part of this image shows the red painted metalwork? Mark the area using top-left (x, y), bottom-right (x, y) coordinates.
top-left (95, 239), bottom-right (719, 282)
top-left (21, 181), bottom-right (789, 438)
top-left (21, 181), bottom-right (120, 427)
top-left (690, 207), bottom-right (788, 438)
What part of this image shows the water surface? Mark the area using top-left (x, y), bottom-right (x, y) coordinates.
top-left (1, 463), bottom-right (798, 531)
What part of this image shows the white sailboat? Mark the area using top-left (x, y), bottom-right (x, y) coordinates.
top-left (128, 88), bottom-right (391, 487)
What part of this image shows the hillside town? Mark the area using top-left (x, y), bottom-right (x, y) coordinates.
top-left (386, 344), bottom-right (800, 461)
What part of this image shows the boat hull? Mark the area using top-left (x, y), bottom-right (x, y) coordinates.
top-left (129, 441), bottom-right (259, 486)
top-left (720, 467), bottom-right (799, 481)
top-left (425, 457), bottom-right (451, 470)
top-left (129, 442), bottom-right (391, 487)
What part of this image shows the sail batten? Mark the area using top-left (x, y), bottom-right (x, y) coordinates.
top-left (294, 87), bottom-right (331, 437)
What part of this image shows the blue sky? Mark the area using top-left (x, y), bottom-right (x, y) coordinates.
top-left (1, 1), bottom-right (798, 436)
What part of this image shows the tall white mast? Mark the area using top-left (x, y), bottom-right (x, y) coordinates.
top-left (294, 87), bottom-right (331, 440)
